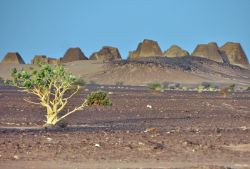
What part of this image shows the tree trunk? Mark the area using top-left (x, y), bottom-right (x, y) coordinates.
top-left (45, 108), bottom-right (58, 126)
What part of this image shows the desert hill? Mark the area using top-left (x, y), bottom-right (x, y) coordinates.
top-left (1, 57), bottom-right (250, 86)
top-left (86, 57), bottom-right (250, 85)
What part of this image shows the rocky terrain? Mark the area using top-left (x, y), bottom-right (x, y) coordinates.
top-left (0, 85), bottom-right (250, 168)
top-left (89, 57), bottom-right (250, 85)
top-left (0, 40), bottom-right (250, 169)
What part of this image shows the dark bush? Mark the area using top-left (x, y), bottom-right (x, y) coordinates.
top-left (74, 78), bottom-right (86, 86)
top-left (86, 90), bottom-right (112, 106)
top-left (228, 84), bottom-right (236, 92)
top-left (147, 83), bottom-right (164, 91)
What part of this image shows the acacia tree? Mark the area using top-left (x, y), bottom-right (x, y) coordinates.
top-left (10, 64), bottom-right (88, 127)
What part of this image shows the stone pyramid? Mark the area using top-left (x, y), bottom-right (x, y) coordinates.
top-left (192, 42), bottom-right (224, 63)
top-left (1, 52), bottom-right (25, 64)
top-left (128, 39), bottom-right (163, 59)
top-left (61, 48), bottom-right (88, 63)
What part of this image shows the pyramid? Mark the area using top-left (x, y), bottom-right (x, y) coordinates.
top-left (32, 55), bottom-right (60, 64)
top-left (32, 55), bottom-right (49, 64)
top-left (192, 42), bottom-right (224, 63)
top-left (220, 42), bottom-right (249, 66)
top-left (90, 46), bottom-right (122, 61)
top-left (128, 39), bottom-right (163, 59)
top-left (1, 52), bottom-right (25, 64)
top-left (164, 45), bottom-right (189, 57)
top-left (61, 48), bottom-right (88, 63)
top-left (48, 58), bottom-right (60, 64)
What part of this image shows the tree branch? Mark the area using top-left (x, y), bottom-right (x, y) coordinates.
top-left (56, 99), bottom-right (88, 123)
top-left (23, 98), bottom-right (40, 105)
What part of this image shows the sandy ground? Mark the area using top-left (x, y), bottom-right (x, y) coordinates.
top-left (0, 85), bottom-right (250, 168)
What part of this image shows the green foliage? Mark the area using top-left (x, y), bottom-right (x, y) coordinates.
top-left (147, 83), bottom-right (164, 91)
top-left (246, 86), bottom-right (250, 91)
top-left (3, 80), bottom-right (11, 86)
top-left (11, 64), bottom-right (76, 90)
top-left (197, 82), bottom-right (218, 92)
top-left (86, 90), bottom-right (112, 106)
top-left (0, 76), bottom-right (3, 81)
top-left (197, 85), bottom-right (205, 93)
top-left (207, 83), bottom-right (218, 91)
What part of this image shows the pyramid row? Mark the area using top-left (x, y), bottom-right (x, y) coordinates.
top-left (1, 39), bottom-right (249, 66)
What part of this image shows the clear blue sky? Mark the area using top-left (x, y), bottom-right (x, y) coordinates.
top-left (0, 0), bottom-right (250, 63)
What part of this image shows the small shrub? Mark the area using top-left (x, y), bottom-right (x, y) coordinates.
top-left (116, 81), bottom-right (124, 86)
top-left (162, 81), bottom-right (169, 88)
top-left (201, 82), bottom-right (211, 88)
top-left (3, 79), bottom-right (12, 86)
top-left (147, 83), bottom-right (164, 91)
top-left (246, 86), bottom-right (250, 91)
top-left (197, 85), bottom-right (205, 93)
top-left (169, 86), bottom-right (176, 90)
top-left (181, 86), bottom-right (188, 91)
top-left (86, 90), bottom-right (112, 106)
top-left (74, 78), bottom-right (86, 86)
top-left (209, 83), bottom-right (217, 88)
top-left (208, 83), bottom-right (218, 91)
top-left (228, 84), bottom-right (236, 92)
top-left (0, 76), bottom-right (3, 81)
top-left (197, 82), bottom-right (218, 92)
top-left (168, 83), bottom-right (180, 89)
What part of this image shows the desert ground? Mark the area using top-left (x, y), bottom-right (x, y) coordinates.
top-left (0, 83), bottom-right (250, 169)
